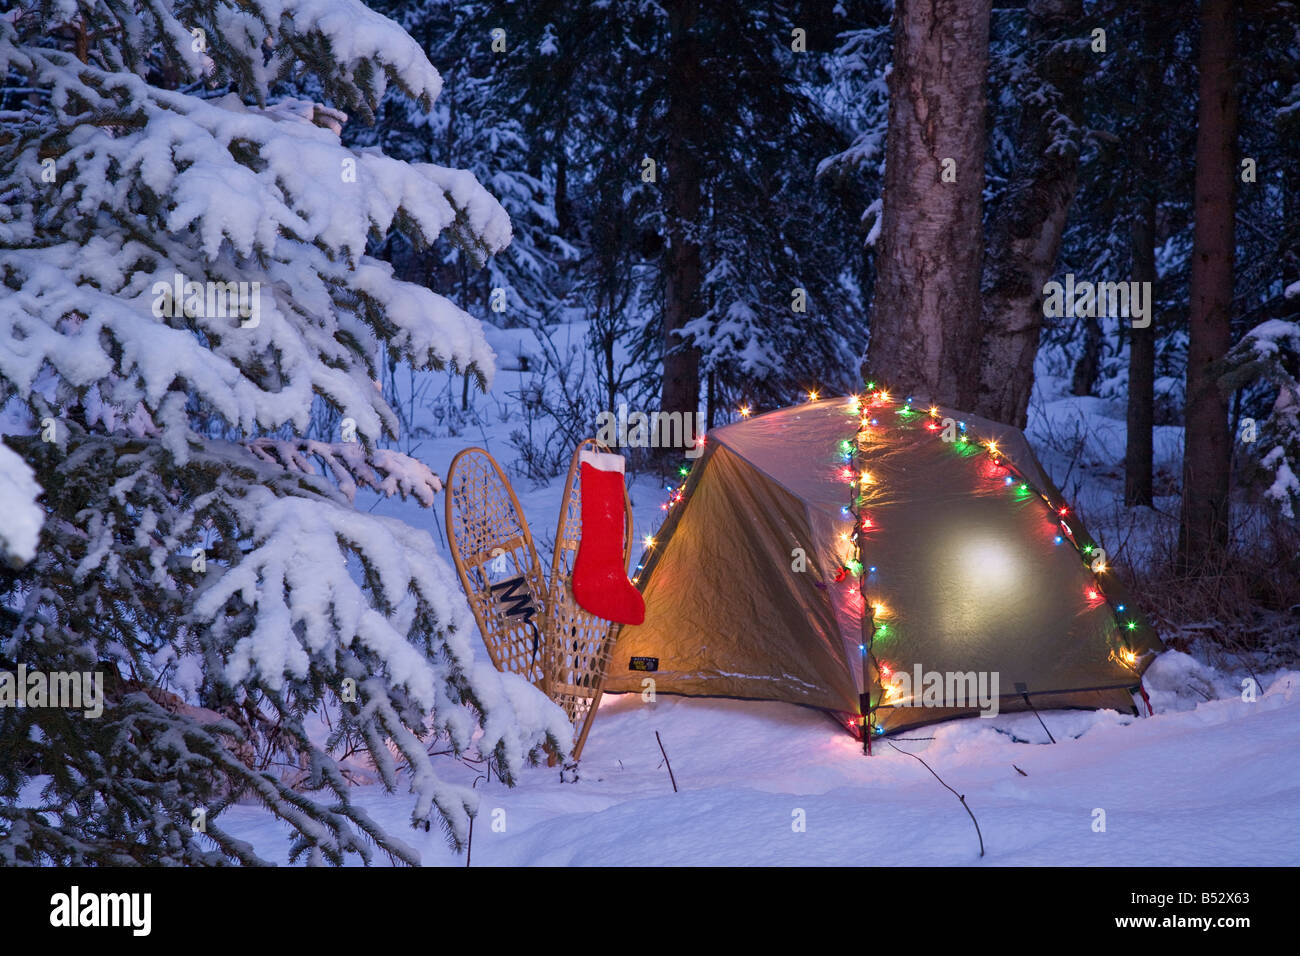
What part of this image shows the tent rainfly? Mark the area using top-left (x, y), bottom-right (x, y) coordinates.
top-left (604, 394), bottom-right (1163, 744)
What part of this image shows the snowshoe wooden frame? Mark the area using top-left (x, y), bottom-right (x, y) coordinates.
top-left (443, 441), bottom-right (633, 762)
top-left (544, 439), bottom-right (634, 760)
top-left (444, 447), bottom-right (549, 688)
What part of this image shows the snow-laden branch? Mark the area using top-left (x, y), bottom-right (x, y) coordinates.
top-left (0, 443), bottom-right (43, 566)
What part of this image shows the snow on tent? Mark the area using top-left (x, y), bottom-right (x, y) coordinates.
top-left (604, 393), bottom-right (1164, 742)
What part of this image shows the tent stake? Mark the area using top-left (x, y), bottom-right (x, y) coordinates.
top-left (655, 730), bottom-right (678, 792)
top-left (1016, 684), bottom-right (1057, 744)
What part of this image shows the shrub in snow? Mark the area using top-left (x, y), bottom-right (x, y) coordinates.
top-left (0, 0), bottom-right (570, 865)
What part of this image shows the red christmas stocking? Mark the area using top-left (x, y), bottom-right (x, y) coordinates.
top-left (572, 451), bottom-right (645, 625)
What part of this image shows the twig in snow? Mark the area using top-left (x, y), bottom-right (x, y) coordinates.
top-left (1013, 765), bottom-right (1028, 777)
top-left (1226, 642), bottom-right (1265, 701)
top-left (887, 740), bottom-right (984, 858)
top-left (655, 731), bottom-right (677, 792)
top-left (465, 771), bottom-right (487, 868)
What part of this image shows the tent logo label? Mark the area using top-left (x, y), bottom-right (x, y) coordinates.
top-left (628, 656), bottom-right (659, 672)
top-left (885, 666), bottom-right (1000, 717)
top-left (594, 404), bottom-right (705, 458)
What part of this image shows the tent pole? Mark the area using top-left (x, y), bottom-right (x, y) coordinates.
top-left (860, 634), bottom-right (873, 755)
top-left (861, 605), bottom-right (875, 755)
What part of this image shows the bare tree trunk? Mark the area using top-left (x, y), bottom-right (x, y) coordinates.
top-left (660, 0), bottom-right (703, 424)
top-left (1071, 318), bottom-right (1102, 396)
top-left (973, 0), bottom-right (1088, 427)
top-left (1125, 0), bottom-right (1170, 509)
top-left (1178, 0), bottom-right (1238, 570)
top-left (1118, 1), bottom-right (1170, 509)
top-left (864, 0), bottom-right (991, 408)
top-left (706, 370), bottom-right (716, 430)
top-left (1126, 196), bottom-right (1157, 506)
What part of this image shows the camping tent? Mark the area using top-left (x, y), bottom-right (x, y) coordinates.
top-left (604, 394), bottom-right (1163, 741)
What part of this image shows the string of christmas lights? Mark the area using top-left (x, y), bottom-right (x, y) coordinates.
top-left (632, 446), bottom-right (702, 584)
top-left (850, 385), bottom-right (1150, 746)
top-left (632, 384), bottom-right (1151, 747)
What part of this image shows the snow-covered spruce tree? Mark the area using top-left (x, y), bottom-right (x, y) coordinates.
top-left (358, 0), bottom-right (576, 325)
top-left (0, 0), bottom-right (570, 865)
top-left (1221, 317), bottom-right (1300, 519)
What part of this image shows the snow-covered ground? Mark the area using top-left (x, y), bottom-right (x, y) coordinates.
top-left (220, 331), bottom-right (1300, 865)
top-left (222, 655), bottom-right (1300, 865)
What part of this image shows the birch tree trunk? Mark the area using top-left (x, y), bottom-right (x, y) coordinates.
top-left (864, 0), bottom-right (991, 408)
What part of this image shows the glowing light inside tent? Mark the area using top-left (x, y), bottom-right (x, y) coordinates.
top-left (953, 537), bottom-right (1022, 601)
